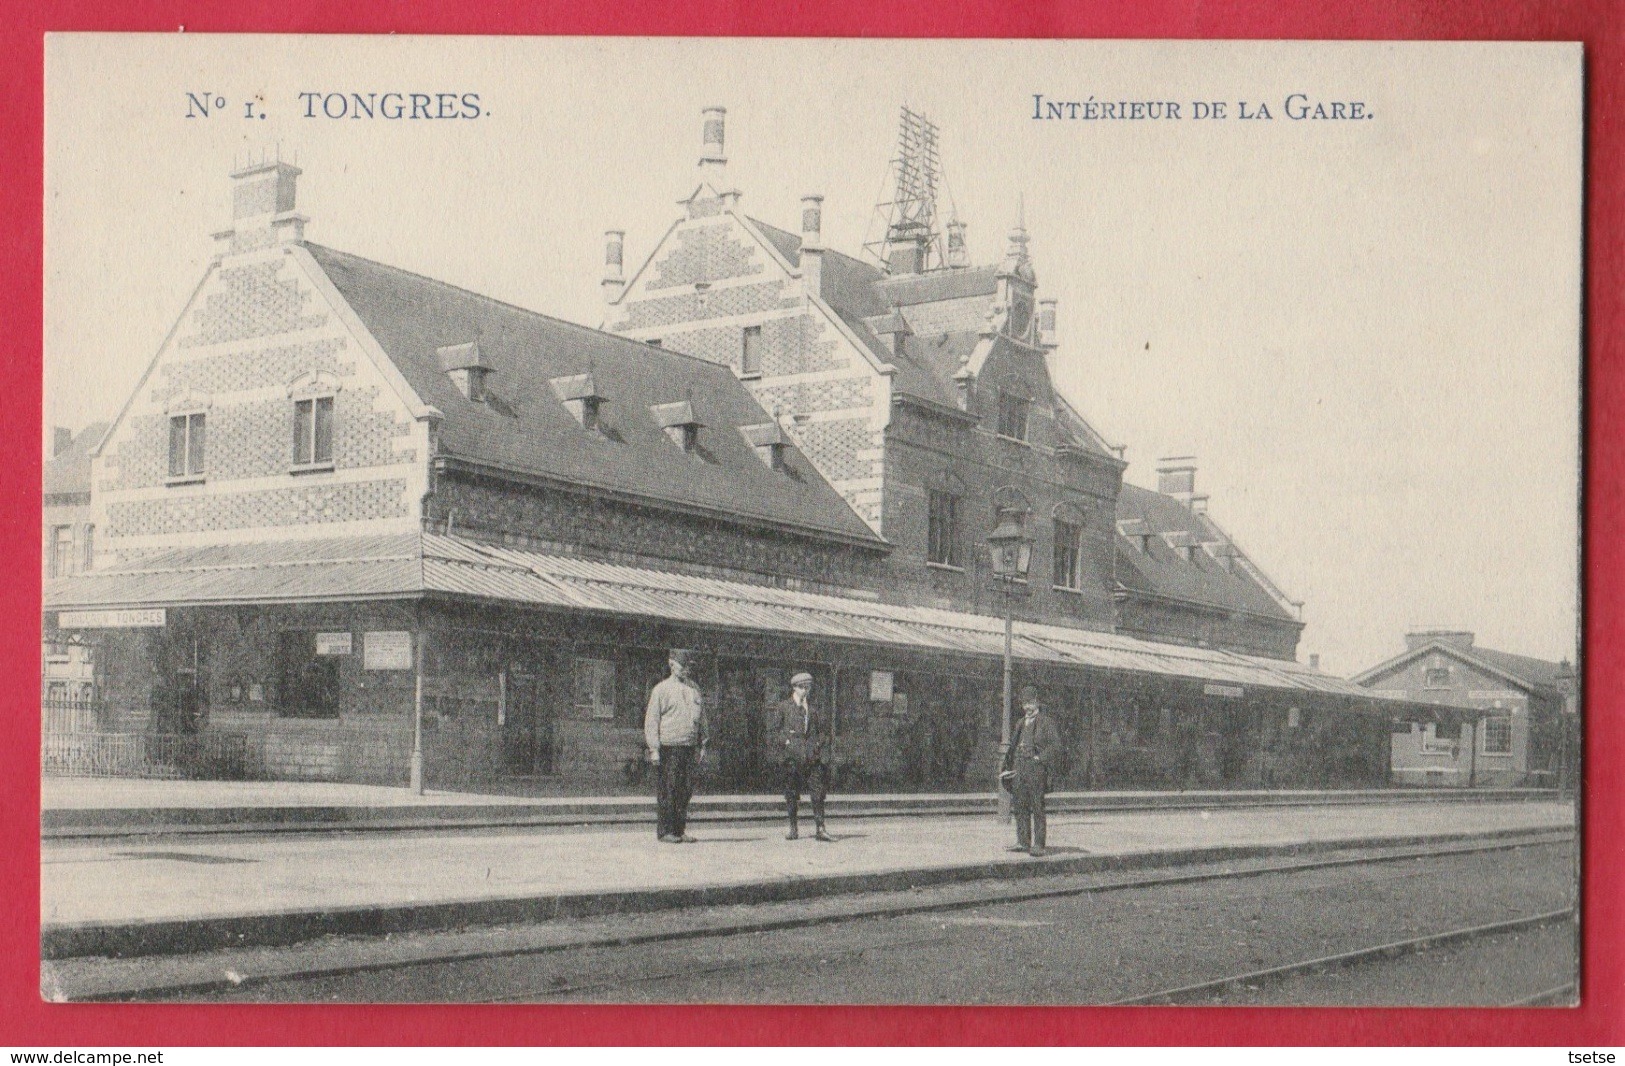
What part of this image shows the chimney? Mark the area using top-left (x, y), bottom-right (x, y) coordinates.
top-left (1038, 298), bottom-right (1058, 348)
top-left (1156, 457), bottom-right (1198, 506)
top-left (887, 234), bottom-right (926, 275)
top-left (52, 426), bottom-right (73, 457)
top-left (217, 159), bottom-right (306, 255)
top-left (1309, 653), bottom-right (1321, 671)
top-left (946, 220), bottom-right (968, 268)
top-left (1190, 494), bottom-right (1209, 516)
top-left (696, 106), bottom-right (738, 208)
top-left (438, 341), bottom-right (494, 402)
top-left (1405, 630), bottom-right (1475, 653)
top-left (602, 230), bottom-right (626, 305)
top-left (800, 195), bottom-right (824, 299)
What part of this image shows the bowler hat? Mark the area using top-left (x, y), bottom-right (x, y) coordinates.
top-left (790, 671), bottom-right (814, 687)
top-left (1019, 684), bottom-right (1040, 704)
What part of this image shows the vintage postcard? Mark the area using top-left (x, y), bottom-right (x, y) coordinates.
top-left (39, 35), bottom-right (1581, 1006)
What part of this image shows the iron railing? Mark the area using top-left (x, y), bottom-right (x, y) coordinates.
top-left (42, 729), bottom-right (252, 780)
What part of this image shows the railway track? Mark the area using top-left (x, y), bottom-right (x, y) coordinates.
top-left (73, 829), bottom-right (1574, 1003)
top-left (1107, 907), bottom-right (1577, 1006)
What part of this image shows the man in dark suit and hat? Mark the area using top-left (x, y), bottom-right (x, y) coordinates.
top-left (1002, 683), bottom-right (1064, 856)
top-left (771, 671), bottom-right (833, 841)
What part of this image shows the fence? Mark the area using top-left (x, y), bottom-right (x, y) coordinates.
top-left (42, 729), bottom-right (253, 780)
top-left (38, 697), bottom-right (408, 783)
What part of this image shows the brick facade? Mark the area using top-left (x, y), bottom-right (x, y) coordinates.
top-left (610, 213), bottom-right (889, 531)
top-left (429, 471), bottom-right (887, 594)
top-left (92, 237), bottom-right (428, 560)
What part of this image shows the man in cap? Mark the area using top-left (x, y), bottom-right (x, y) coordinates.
top-left (1001, 684), bottom-right (1064, 857)
top-left (771, 670), bottom-right (833, 841)
top-left (645, 648), bottom-right (708, 843)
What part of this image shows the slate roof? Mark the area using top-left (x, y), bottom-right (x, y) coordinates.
top-left (747, 218), bottom-right (1113, 458)
top-left (43, 423), bottom-right (109, 499)
top-left (305, 245), bottom-right (882, 547)
top-left (751, 219), bottom-right (975, 408)
top-left (1469, 647), bottom-right (1566, 692)
top-left (1114, 482), bottom-right (1298, 623)
top-left (1354, 640), bottom-right (1568, 696)
top-left (45, 533), bottom-right (1385, 701)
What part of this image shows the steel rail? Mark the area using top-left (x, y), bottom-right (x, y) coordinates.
top-left (77, 831), bottom-right (1573, 1002)
top-left (1505, 982), bottom-right (1579, 1007)
top-left (1108, 908), bottom-right (1577, 1005)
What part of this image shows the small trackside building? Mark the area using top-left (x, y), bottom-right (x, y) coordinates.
top-left (1354, 630), bottom-right (1579, 788)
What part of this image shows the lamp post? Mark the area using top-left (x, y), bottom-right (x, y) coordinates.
top-left (987, 504), bottom-right (1033, 821)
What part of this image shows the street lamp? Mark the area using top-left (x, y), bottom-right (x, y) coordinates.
top-left (987, 504), bottom-right (1033, 820)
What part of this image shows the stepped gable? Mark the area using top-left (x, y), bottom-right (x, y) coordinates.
top-left (305, 244), bottom-right (882, 546)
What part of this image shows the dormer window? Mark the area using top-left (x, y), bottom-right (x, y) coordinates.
top-left (652, 400), bottom-right (703, 453)
top-left (1117, 519), bottom-right (1152, 554)
top-left (550, 373), bottom-right (607, 432)
top-left (996, 392), bottom-right (1029, 442)
top-left (438, 341), bottom-right (494, 403)
top-left (739, 421), bottom-right (787, 470)
top-left (1162, 530), bottom-right (1199, 562)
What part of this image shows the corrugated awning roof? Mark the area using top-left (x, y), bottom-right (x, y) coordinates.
top-left (45, 534), bottom-right (1392, 702)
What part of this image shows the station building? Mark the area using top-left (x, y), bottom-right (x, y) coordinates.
top-left (42, 112), bottom-right (1406, 794)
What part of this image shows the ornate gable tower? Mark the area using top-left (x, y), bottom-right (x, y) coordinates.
top-left (600, 108), bottom-right (898, 534)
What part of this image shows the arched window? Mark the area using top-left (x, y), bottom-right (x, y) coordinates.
top-left (1052, 502), bottom-right (1086, 591)
top-left (288, 372), bottom-right (340, 470)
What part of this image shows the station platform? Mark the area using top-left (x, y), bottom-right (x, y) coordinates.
top-left (40, 776), bottom-right (1562, 837)
top-left (40, 794), bottom-right (1575, 961)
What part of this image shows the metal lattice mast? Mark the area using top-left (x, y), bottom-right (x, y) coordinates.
top-left (864, 107), bottom-right (950, 273)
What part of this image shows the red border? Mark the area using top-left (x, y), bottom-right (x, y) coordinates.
top-left (5, 0), bottom-right (1619, 1047)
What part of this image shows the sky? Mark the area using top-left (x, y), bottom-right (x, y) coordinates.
top-left (43, 36), bottom-right (1582, 675)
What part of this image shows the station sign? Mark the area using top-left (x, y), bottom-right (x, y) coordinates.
top-left (364, 630), bottom-right (413, 671)
top-left (315, 632), bottom-right (353, 656)
top-left (870, 670), bottom-right (894, 701)
top-left (1203, 683), bottom-right (1244, 699)
top-left (57, 608), bottom-right (166, 629)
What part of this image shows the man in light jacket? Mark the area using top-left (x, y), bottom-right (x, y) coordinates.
top-left (645, 648), bottom-right (707, 843)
